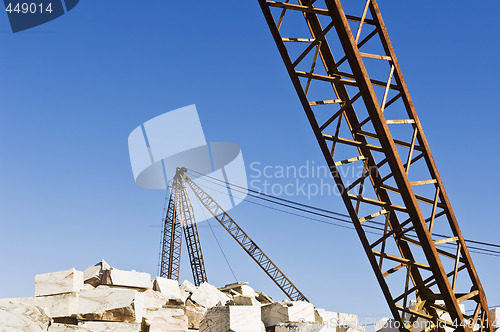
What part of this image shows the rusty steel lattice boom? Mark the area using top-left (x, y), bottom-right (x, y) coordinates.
top-left (160, 168), bottom-right (307, 301)
top-left (259, 0), bottom-right (491, 331)
top-left (182, 171), bottom-right (308, 302)
top-left (160, 169), bottom-right (208, 286)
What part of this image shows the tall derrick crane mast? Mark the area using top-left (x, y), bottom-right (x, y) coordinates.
top-left (259, 0), bottom-right (491, 331)
top-left (160, 167), bottom-right (308, 301)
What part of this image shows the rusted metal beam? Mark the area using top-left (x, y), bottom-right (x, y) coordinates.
top-left (258, 0), bottom-right (492, 330)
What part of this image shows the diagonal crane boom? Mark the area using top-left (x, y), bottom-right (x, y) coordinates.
top-left (160, 167), bottom-right (308, 302)
top-left (181, 168), bottom-right (308, 302)
top-left (258, 0), bottom-right (491, 330)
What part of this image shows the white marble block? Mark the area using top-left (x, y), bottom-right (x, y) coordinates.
top-left (181, 280), bottom-right (197, 294)
top-left (262, 301), bottom-right (316, 327)
top-left (144, 307), bottom-right (188, 332)
top-left (102, 267), bottom-right (151, 289)
top-left (77, 285), bottom-right (144, 323)
top-left (180, 280), bottom-right (197, 303)
top-left (200, 305), bottom-right (262, 332)
top-left (185, 303), bottom-right (207, 329)
top-left (489, 308), bottom-right (500, 329)
top-left (273, 322), bottom-right (323, 331)
top-left (154, 277), bottom-right (183, 303)
top-left (83, 259), bottom-right (110, 287)
top-left (338, 313), bottom-right (359, 331)
top-left (256, 291), bottom-right (274, 304)
top-left (233, 295), bottom-right (261, 306)
top-left (6, 293), bottom-right (78, 318)
top-left (35, 268), bottom-right (83, 296)
top-left (220, 282), bottom-right (256, 297)
top-left (315, 309), bottom-right (338, 331)
top-left (143, 289), bottom-right (168, 311)
top-left (375, 318), bottom-right (399, 332)
top-left (346, 327), bottom-right (365, 332)
top-left (48, 321), bottom-right (142, 331)
top-left (0, 300), bottom-right (51, 332)
top-left (191, 282), bottom-right (230, 308)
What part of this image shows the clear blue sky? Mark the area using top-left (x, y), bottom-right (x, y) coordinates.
top-left (0, 0), bottom-right (499, 325)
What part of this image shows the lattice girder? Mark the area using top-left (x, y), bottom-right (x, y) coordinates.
top-left (259, 0), bottom-right (491, 331)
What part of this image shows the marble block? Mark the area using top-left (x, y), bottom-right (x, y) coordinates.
top-left (48, 321), bottom-right (141, 331)
top-left (314, 309), bottom-right (338, 331)
top-left (200, 305), bottom-right (262, 332)
top-left (273, 322), bottom-right (323, 332)
top-left (144, 307), bottom-right (188, 332)
top-left (233, 295), bottom-right (261, 306)
top-left (35, 268), bottom-right (83, 296)
top-left (0, 300), bottom-right (51, 332)
top-left (143, 289), bottom-right (168, 311)
top-left (374, 318), bottom-right (399, 332)
top-left (185, 303), bottom-right (207, 329)
top-left (262, 301), bottom-right (315, 327)
top-left (154, 277), bottom-right (183, 303)
top-left (77, 285), bottom-right (144, 323)
top-left (338, 313), bottom-right (358, 331)
top-left (102, 268), bottom-right (151, 289)
top-left (191, 282), bottom-right (230, 308)
top-left (6, 293), bottom-right (78, 318)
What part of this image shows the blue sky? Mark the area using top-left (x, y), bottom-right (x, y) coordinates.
top-left (0, 0), bottom-right (499, 325)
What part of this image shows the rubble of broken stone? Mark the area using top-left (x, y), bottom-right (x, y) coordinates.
top-left (0, 259), bottom-right (388, 331)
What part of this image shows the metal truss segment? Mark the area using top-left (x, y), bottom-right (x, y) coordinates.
top-left (182, 171), bottom-right (308, 302)
top-left (259, 0), bottom-right (492, 330)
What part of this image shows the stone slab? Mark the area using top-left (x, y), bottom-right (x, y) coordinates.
top-left (375, 318), bottom-right (398, 332)
top-left (77, 285), bottom-right (144, 323)
top-left (200, 305), bottom-right (262, 332)
top-left (338, 313), bottom-right (358, 330)
top-left (191, 282), bottom-right (230, 308)
top-left (273, 322), bottom-right (323, 332)
top-left (0, 300), bottom-right (51, 332)
top-left (143, 289), bottom-right (168, 311)
top-left (180, 280), bottom-right (197, 294)
top-left (490, 308), bottom-right (500, 329)
top-left (185, 302), bottom-right (207, 329)
top-left (256, 292), bottom-right (274, 304)
top-left (6, 293), bottom-right (78, 318)
top-left (154, 277), bottom-right (183, 303)
top-left (102, 268), bottom-right (151, 289)
top-left (35, 268), bottom-right (83, 296)
top-left (48, 322), bottom-right (141, 331)
top-left (314, 309), bottom-right (338, 331)
top-left (233, 295), bottom-right (261, 306)
top-left (82, 259), bottom-right (109, 287)
top-left (262, 301), bottom-right (316, 327)
top-left (219, 282), bottom-right (255, 297)
top-left (144, 307), bottom-right (188, 332)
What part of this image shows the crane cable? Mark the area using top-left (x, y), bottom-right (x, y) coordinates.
top-left (189, 175), bottom-right (500, 258)
top-left (186, 169), bottom-right (500, 257)
top-left (191, 182), bottom-right (239, 283)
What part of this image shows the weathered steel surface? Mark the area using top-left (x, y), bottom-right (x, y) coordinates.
top-left (259, 0), bottom-right (491, 330)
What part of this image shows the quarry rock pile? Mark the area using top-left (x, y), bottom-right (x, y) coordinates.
top-left (0, 259), bottom-right (369, 331)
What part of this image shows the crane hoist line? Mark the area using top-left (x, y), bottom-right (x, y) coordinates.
top-left (160, 167), bottom-right (308, 302)
top-left (258, 0), bottom-right (492, 331)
